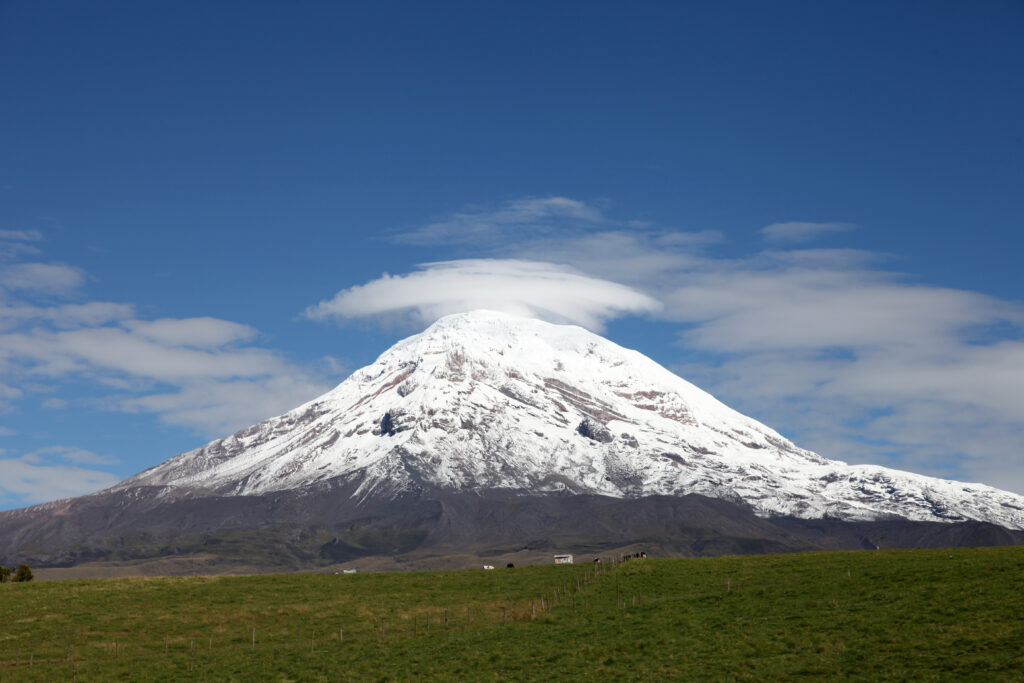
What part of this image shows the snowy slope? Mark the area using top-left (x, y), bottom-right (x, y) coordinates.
top-left (116, 310), bottom-right (1024, 530)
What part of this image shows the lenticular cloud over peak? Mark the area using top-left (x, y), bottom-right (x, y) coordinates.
top-left (304, 258), bottom-right (662, 331)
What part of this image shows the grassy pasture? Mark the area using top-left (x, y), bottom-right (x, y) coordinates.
top-left (2, 546), bottom-right (1023, 680)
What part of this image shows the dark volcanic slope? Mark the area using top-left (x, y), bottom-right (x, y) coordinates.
top-left (2, 478), bottom-right (1021, 571)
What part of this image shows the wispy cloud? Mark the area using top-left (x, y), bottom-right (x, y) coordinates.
top-left (123, 317), bottom-right (257, 348)
top-left (0, 239), bottom-right (333, 440)
top-left (0, 263), bottom-right (87, 294)
top-left (0, 229), bottom-right (44, 242)
top-left (662, 252), bottom-right (1021, 353)
top-left (395, 197), bottom-right (608, 245)
top-left (120, 375), bottom-right (334, 436)
top-left (0, 319), bottom-right (332, 435)
top-left (0, 302), bottom-right (135, 329)
top-left (0, 229), bottom-right (45, 259)
top-left (305, 258), bottom-right (662, 331)
top-left (508, 229), bottom-right (722, 287)
top-left (617, 235), bottom-right (1023, 492)
top-left (760, 221), bottom-right (855, 243)
top-left (27, 445), bottom-right (119, 466)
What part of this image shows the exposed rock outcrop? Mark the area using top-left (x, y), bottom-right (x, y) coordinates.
top-left (576, 418), bottom-right (614, 443)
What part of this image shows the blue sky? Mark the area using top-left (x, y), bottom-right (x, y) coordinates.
top-left (2, 1), bottom-right (1022, 508)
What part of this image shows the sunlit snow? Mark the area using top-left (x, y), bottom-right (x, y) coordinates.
top-left (115, 311), bottom-right (1024, 530)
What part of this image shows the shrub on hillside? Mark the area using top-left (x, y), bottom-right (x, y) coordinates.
top-left (13, 564), bottom-right (33, 582)
top-left (0, 565), bottom-right (10, 582)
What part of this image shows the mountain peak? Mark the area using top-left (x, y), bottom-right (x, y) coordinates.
top-left (114, 312), bottom-right (1024, 531)
top-left (390, 309), bottom-right (606, 360)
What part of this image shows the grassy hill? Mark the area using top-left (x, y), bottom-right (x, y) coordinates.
top-left (2, 546), bottom-right (1023, 680)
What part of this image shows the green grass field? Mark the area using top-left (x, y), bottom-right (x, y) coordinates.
top-left (2, 546), bottom-right (1023, 680)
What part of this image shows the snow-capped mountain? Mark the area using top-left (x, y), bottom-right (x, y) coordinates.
top-left (115, 310), bottom-right (1024, 531)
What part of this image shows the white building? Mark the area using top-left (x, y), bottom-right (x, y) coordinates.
top-left (553, 554), bottom-right (574, 565)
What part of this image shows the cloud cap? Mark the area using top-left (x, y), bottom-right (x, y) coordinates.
top-left (305, 258), bottom-right (662, 331)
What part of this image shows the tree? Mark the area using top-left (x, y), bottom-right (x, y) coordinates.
top-left (0, 565), bottom-right (10, 583)
top-left (12, 564), bottom-right (33, 582)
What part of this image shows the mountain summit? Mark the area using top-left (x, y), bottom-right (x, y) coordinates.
top-left (4, 310), bottom-right (1023, 573)
top-left (121, 310), bottom-right (1024, 529)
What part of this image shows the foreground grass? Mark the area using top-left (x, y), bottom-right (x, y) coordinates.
top-left (2, 546), bottom-right (1023, 680)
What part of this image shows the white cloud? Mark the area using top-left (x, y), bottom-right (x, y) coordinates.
top-left (0, 250), bottom-right (333, 439)
top-left (1, 327), bottom-right (291, 382)
top-left (0, 383), bottom-right (23, 407)
top-left (0, 230), bottom-right (45, 260)
top-left (123, 317), bottom-right (257, 348)
top-left (0, 457), bottom-right (121, 506)
top-left (664, 263), bottom-right (1020, 353)
top-left (761, 221), bottom-right (855, 243)
top-left (0, 322), bottom-right (332, 435)
top-left (305, 258), bottom-right (662, 331)
top-left (0, 262), bottom-right (87, 293)
top-left (0, 302), bottom-right (135, 330)
top-left (121, 375), bottom-right (334, 436)
top-left (510, 230), bottom-right (721, 287)
top-left (0, 426), bottom-right (14, 436)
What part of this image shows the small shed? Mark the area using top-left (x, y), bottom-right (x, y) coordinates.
top-left (553, 554), bottom-right (574, 565)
